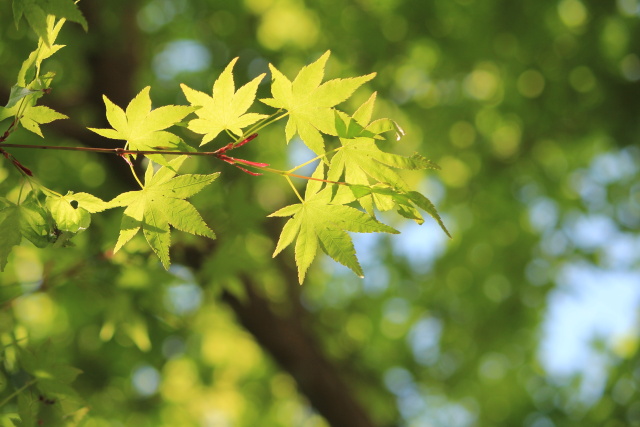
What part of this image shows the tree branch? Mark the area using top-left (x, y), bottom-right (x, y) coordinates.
top-left (175, 241), bottom-right (380, 427)
top-left (221, 282), bottom-right (379, 427)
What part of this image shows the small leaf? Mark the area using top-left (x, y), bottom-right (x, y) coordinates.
top-left (13, 0), bottom-right (88, 35)
top-left (89, 87), bottom-right (194, 161)
top-left (5, 85), bottom-right (36, 108)
top-left (46, 194), bottom-right (92, 232)
top-left (349, 184), bottom-right (451, 237)
top-left (0, 100), bottom-right (67, 138)
top-left (41, 0), bottom-right (88, 31)
top-left (19, 192), bottom-right (55, 248)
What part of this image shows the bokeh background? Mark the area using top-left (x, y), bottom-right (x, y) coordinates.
top-left (1, 0), bottom-right (639, 426)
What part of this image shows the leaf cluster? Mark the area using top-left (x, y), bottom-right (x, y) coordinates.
top-left (0, 5), bottom-right (448, 285)
top-left (0, 2), bottom-right (450, 425)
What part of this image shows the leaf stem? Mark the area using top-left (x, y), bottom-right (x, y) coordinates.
top-left (244, 110), bottom-right (289, 137)
top-left (129, 162), bottom-right (144, 188)
top-left (285, 175), bottom-right (304, 203)
top-left (285, 172), bottom-right (347, 186)
top-left (17, 180), bottom-right (26, 204)
top-left (288, 153), bottom-right (328, 174)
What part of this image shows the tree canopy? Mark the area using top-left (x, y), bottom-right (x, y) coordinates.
top-left (1, 0), bottom-right (639, 426)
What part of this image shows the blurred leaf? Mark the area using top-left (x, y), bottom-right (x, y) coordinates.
top-left (0, 199), bottom-right (22, 271)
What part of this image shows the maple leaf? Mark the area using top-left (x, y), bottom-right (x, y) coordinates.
top-left (181, 58), bottom-right (267, 146)
top-left (327, 95), bottom-right (439, 218)
top-left (350, 184), bottom-right (451, 238)
top-left (269, 165), bottom-right (398, 283)
top-left (108, 156), bottom-right (218, 269)
top-left (16, 15), bottom-right (65, 86)
top-left (88, 86), bottom-right (194, 165)
top-left (0, 103), bottom-right (67, 137)
top-left (13, 0), bottom-right (87, 46)
top-left (45, 190), bottom-right (107, 232)
top-left (261, 50), bottom-right (375, 156)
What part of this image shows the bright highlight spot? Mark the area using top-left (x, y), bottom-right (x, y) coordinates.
top-left (132, 365), bottom-right (161, 397)
top-left (257, 6), bottom-right (319, 50)
top-left (464, 68), bottom-right (500, 101)
top-left (439, 156), bottom-right (471, 187)
top-left (153, 40), bottom-right (211, 80)
top-left (569, 66), bottom-right (596, 92)
top-left (558, 0), bottom-right (588, 28)
top-left (517, 70), bottom-right (545, 98)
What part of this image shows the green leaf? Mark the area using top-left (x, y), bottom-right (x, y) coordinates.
top-left (40, 0), bottom-right (88, 31)
top-left (88, 87), bottom-right (195, 164)
top-left (22, 106), bottom-right (67, 136)
top-left (16, 393), bottom-right (38, 427)
top-left (45, 191), bottom-right (107, 233)
top-left (261, 51), bottom-right (375, 156)
top-left (13, 0), bottom-right (87, 39)
top-left (0, 199), bottom-right (22, 271)
top-left (181, 58), bottom-right (267, 145)
top-left (19, 192), bottom-right (55, 248)
top-left (350, 184), bottom-right (451, 237)
top-left (327, 121), bottom-right (439, 215)
top-left (0, 97), bottom-right (67, 137)
top-left (5, 85), bottom-right (37, 109)
top-left (15, 0), bottom-right (50, 45)
top-left (269, 182), bottom-right (398, 283)
top-left (17, 14), bottom-right (65, 86)
top-left (109, 157), bottom-right (218, 269)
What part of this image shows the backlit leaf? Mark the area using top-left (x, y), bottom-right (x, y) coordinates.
top-left (109, 156), bottom-right (218, 269)
top-left (261, 51), bottom-right (375, 156)
top-left (88, 87), bottom-right (195, 165)
top-left (181, 58), bottom-right (267, 145)
top-left (270, 168), bottom-right (398, 283)
top-left (46, 191), bottom-right (106, 232)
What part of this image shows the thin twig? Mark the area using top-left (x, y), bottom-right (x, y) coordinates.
top-left (1, 140), bottom-right (350, 185)
top-left (0, 379), bottom-right (37, 408)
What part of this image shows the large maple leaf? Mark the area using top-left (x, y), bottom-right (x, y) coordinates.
top-left (108, 156), bottom-right (218, 269)
top-left (269, 165), bottom-right (398, 283)
top-left (261, 51), bottom-right (375, 156)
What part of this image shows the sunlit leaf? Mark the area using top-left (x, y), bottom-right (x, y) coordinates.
top-left (270, 165), bottom-right (398, 283)
top-left (181, 58), bottom-right (267, 145)
top-left (108, 156), bottom-right (218, 269)
top-left (88, 86), bottom-right (195, 165)
top-left (261, 51), bottom-right (375, 156)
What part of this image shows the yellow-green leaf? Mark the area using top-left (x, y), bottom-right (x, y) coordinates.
top-left (181, 58), bottom-right (267, 145)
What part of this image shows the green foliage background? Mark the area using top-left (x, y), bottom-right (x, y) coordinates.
top-left (1, 0), bottom-right (639, 426)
